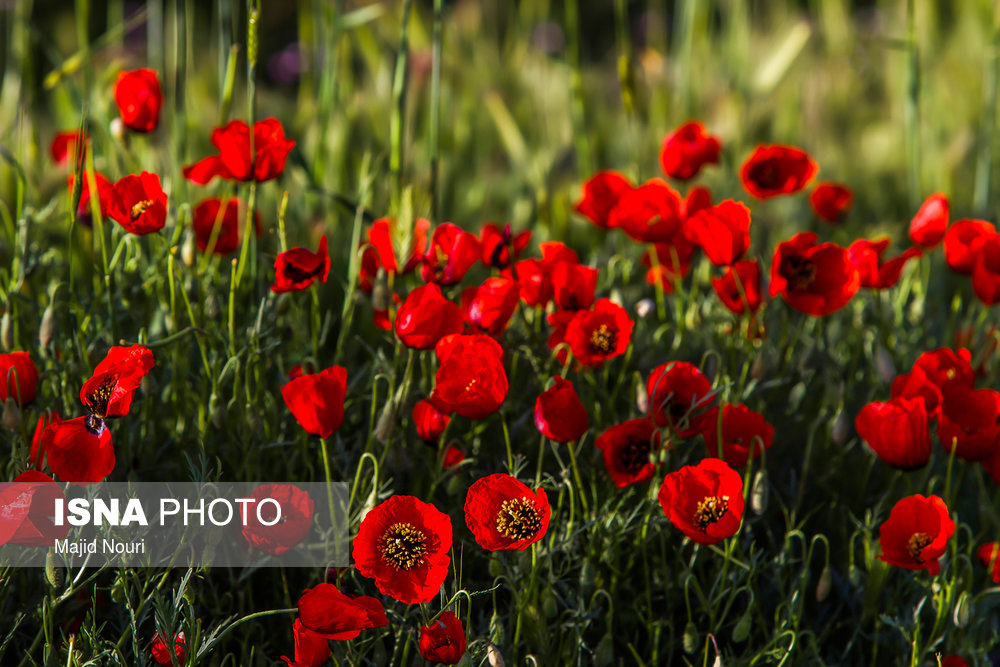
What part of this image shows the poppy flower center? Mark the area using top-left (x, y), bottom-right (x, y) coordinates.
top-left (694, 495), bottom-right (729, 531)
top-left (783, 255), bottom-right (816, 290)
top-left (618, 440), bottom-right (651, 475)
top-left (281, 262), bottom-right (324, 284)
top-left (907, 532), bottom-right (932, 562)
top-left (495, 497), bottom-right (541, 541)
top-left (751, 162), bottom-right (782, 189)
top-left (86, 375), bottom-right (118, 416)
top-left (589, 324), bottom-right (617, 354)
top-left (378, 522), bottom-right (428, 570)
top-left (130, 199), bottom-right (154, 220)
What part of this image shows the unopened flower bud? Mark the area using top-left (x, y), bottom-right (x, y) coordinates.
top-left (45, 550), bottom-right (64, 588)
top-left (1, 312), bottom-right (12, 351)
top-left (816, 565), bottom-right (832, 602)
top-left (635, 298), bottom-right (655, 319)
top-left (3, 397), bottom-right (21, 430)
top-left (682, 621), bottom-right (698, 655)
top-left (875, 345), bottom-right (896, 383)
top-left (181, 234), bottom-right (196, 267)
top-left (953, 590), bottom-right (971, 628)
top-left (750, 470), bottom-right (768, 515)
top-left (486, 643), bottom-right (505, 667)
top-left (39, 305), bottom-right (56, 350)
top-left (832, 410), bottom-right (850, 446)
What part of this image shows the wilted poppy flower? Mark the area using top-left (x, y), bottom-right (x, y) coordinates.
top-left (575, 170), bottom-right (633, 228)
top-left (877, 494), bottom-right (954, 575)
top-left (464, 473), bottom-right (550, 551)
top-left (353, 495), bottom-right (453, 604)
top-left (0, 352), bottom-right (38, 406)
top-left (712, 260), bottom-right (763, 314)
top-left (281, 365), bottom-right (347, 439)
top-left (684, 200), bottom-right (751, 266)
top-left (937, 387), bottom-right (1000, 462)
top-left (943, 219), bottom-right (995, 274)
top-left (480, 222), bottom-right (531, 269)
top-left (0, 471), bottom-right (70, 547)
top-left (647, 362), bottom-right (713, 436)
top-left (79, 345), bottom-right (154, 420)
top-left (563, 299), bottom-right (633, 368)
top-left (115, 68), bottom-right (163, 133)
top-left (769, 232), bottom-right (860, 316)
top-left (461, 277), bottom-right (520, 335)
top-left (241, 484), bottom-right (315, 556)
top-left (413, 399), bottom-right (450, 443)
top-left (272, 235), bottom-right (330, 293)
top-left (50, 130), bottom-right (87, 166)
top-left (609, 178), bottom-right (683, 243)
top-left (534, 376), bottom-right (588, 443)
top-left (40, 415), bottom-right (114, 484)
top-left (431, 334), bottom-right (508, 419)
top-left (106, 172), bottom-right (167, 236)
top-left (151, 632), bottom-right (185, 666)
top-left (855, 397), bottom-right (931, 469)
top-left (643, 234), bottom-right (698, 294)
top-left (421, 223), bottom-right (482, 286)
top-left (809, 182), bottom-right (853, 223)
top-left (68, 171), bottom-right (113, 224)
top-left (977, 542), bottom-right (1000, 583)
top-left (972, 233), bottom-right (1000, 305)
top-left (847, 238), bottom-right (922, 289)
top-left (594, 418), bottom-right (661, 488)
top-left (296, 583), bottom-right (388, 639)
top-left (701, 404), bottom-right (774, 468)
top-left (419, 611), bottom-right (467, 665)
top-left (280, 619), bottom-right (331, 667)
top-left (659, 121), bottom-right (721, 181)
top-left (658, 458), bottom-right (744, 545)
top-left (184, 118), bottom-right (295, 184)
top-left (192, 198), bottom-right (261, 255)
top-left (395, 284), bottom-right (465, 349)
top-left (442, 445), bottom-right (465, 470)
top-left (740, 144), bottom-right (818, 199)
top-left (909, 193), bottom-right (949, 248)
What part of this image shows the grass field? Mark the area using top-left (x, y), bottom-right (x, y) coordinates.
top-left (2, 0), bottom-right (1000, 665)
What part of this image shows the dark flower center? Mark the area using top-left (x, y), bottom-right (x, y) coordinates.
top-left (751, 162), bottom-right (781, 189)
top-left (131, 199), bottom-right (154, 220)
top-left (495, 497), bottom-right (541, 541)
top-left (618, 439), bottom-right (650, 475)
top-left (907, 532), bottom-right (932, 562)
top-left (281, 262), bottom-right (324, 284)
top-left (783, 255), bottom-right (816, 290)
top-left (694, 495), bottom-right (729, 531)
top-left (378, 522), bottom-right (428, 570)
top-left (86, 375), bottom-right (118, 417)
top-left (589, 324), bottom-right (617, 354)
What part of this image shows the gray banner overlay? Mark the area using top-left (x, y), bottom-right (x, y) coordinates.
top-left (0, 482), bottom-right (349, 568)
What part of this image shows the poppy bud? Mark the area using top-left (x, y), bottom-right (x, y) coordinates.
top-left (181, 234), bottom-right (196, 267)
top-left (831, 410), bottom-right (850, 445)
top-left (488, 556), bottom-right (504, 578)
top-left (731, 611), bottom-right (752, 643)
top-left (110, 117), bottom-right (125, 141)
top-left (682, 621), bottom-right (698, 654)
top-left (374, 398), bottom-right (397, 444)
top-left (635, 298), bottom-right (654, 319)
top-left (750, 470), bottom-right (768, 515)
top-left (488, 613), bottom-right (504, 647)
top-left (486, 643), bottom-right (505, 667)
top-left (45, 550), bottom-right (64, 589)
top-left (875, 345), bottom-right (896, 383)
top-left (635, 381), bottom-right (648, 413)
top-left (39, 305), bottom-right (56, 350)
top-left (205, 293), bottom-right (220, 321)
top-left (1, 312), bottom-right (12, 351)
top-left (953, 591), bottom-right (971, 628)
top-left (210, 392), bottom-right (225, 428)
top-left (3, 397), bottom-right (21, 430)
top-left (594, 633), bottom-right (614, 666)
top-left (816, 565), bottom-right (832, 602)
top-left (541, 589), bottom-right (558, 618)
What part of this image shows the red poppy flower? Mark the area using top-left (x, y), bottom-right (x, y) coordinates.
top-left (940, 657), bottom-right (968, 667)
top-left (659, 121), bottom-right (721, 181)
top-left (68, 171), bottom-right (113, 224)
top-left (420, 223), bottom-right (483, 286)
top-left (0, 352), bottom-right (38, 406)
top-left (937, 387), bottom-right (1000, 462)
top-left (79, 345), bottom-right (154, 419)
top-left (855, 397), bottom-right (931, 469)
top-left (809, 182), bottom-right (853, 223)
top-left (877, 494), bottom-right (954, 575)
top-left (354, 495), bottom-right (452, 604)
top-left (40, 415), bottom-right (115, 484)
top-left (575, 170), bottom-right (633, 228)
top-left (609, 179), bottom-right (684, 243)
top-left (643, 234), bottom-right (698, 294)
top-left (740, 144), bottom-right (818, 199)
top-left (513, 259), bottom-right (551, 307)
top-left (30, 411), bottom-right (60, 469)
top-left (847, 238), bottom-right (922, 289)
top-left (988, 448), bottom-right (1000, 486)
top-left (658, 458), bottom-right (744, 545)
top-left (534, 376), bottom-right (588, 443)
top-left (943, 219), bottom-right (995, 274)
top-left (280, 619), bottom-right (331, 667)
top-left (184, 118), bottom-right (295, 184)
top-left (358, 218), bottom-right (431, 292)
top-left (977, 542), bottom-right (1000, 583)
top-left (552, 262), bottom-right (598, 311)
top-left (682, 185), bottom-right (713, 219)
top-left (701, 404), bottom-right (775, 468)
top-left (192, 198), bottom-right (261, 255)
top-left (909, 193), bottom-right (949, 248)
top-left (684, 200), bottom-right (751, 266)
top-left (563, 299), bottom-right (633, 368)
top-left (114, 68), bottom-right (163, 133)
top-left (106, 172), bottom-right (168, 236)
top-left (712, 260), bottom-right (763, 314)
top-left (50, 130), bottom-right (87, 166)
top-left (461, 277), bottom-right (520, 335)
top-left (595, 418), bottom-right (661, 488)
top-left (0, 471), bottom-right (71, 547)
top-left (910, 347), bottom-right (975, 396)
top-left (419, 611), bottom-right (466, 665)
top-left (241, 484), bottom-right (315, 556)
top-left (395, 284), bottom-right (465, 349)
top-left (464, 474), bottom-right (550, 551)
top-left (272, 235), bottom-right (330, 293)
top-left (296, 583), bottom-right (388, 639)
top-left (430, 334), bottom-right (508, 419)
top-left (769, 232), bottom-right (860, 316)
top-left (541, 241), bottom-right (580, 265)
top-left (442, 445), bottom-right (465, 470)
top-left (281, 366), bottom-right (347, 439)
top-left (150, 632), bottom-right (185, 666)
top-left (480, 222), bottom-right (531, 269)
top-left (413, 399), bottom-right (450, 443)
top-left (513, 242), bottom-right (581, 307)
top-left (545, 310), bottom-right (576, 365)
top-left (890, 368), bottom-right (944, 418)
top-left (972, 233), bottom-right (1000, 305)
top-left (647, 362), bottom-right (713, 436)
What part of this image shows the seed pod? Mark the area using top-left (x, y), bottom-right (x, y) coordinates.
top-left (1, 312), bottom-right (12, 351)
top-left (45, 550), bottom-right (64, 589)
top-left (750, 470), bottom-right (768, 515)
top-left (39, 305), bottom-right (56, 350)
top-left (953, 590), bottom-right (971, 628)
top-left (816, 565), bottom-right (832, 602)
top-left (682, 621), bottom-right (698, 655)
top-left (3, 397), bottom-right (21, 430)
top-left (731, 611), bottom-right (751, 643)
